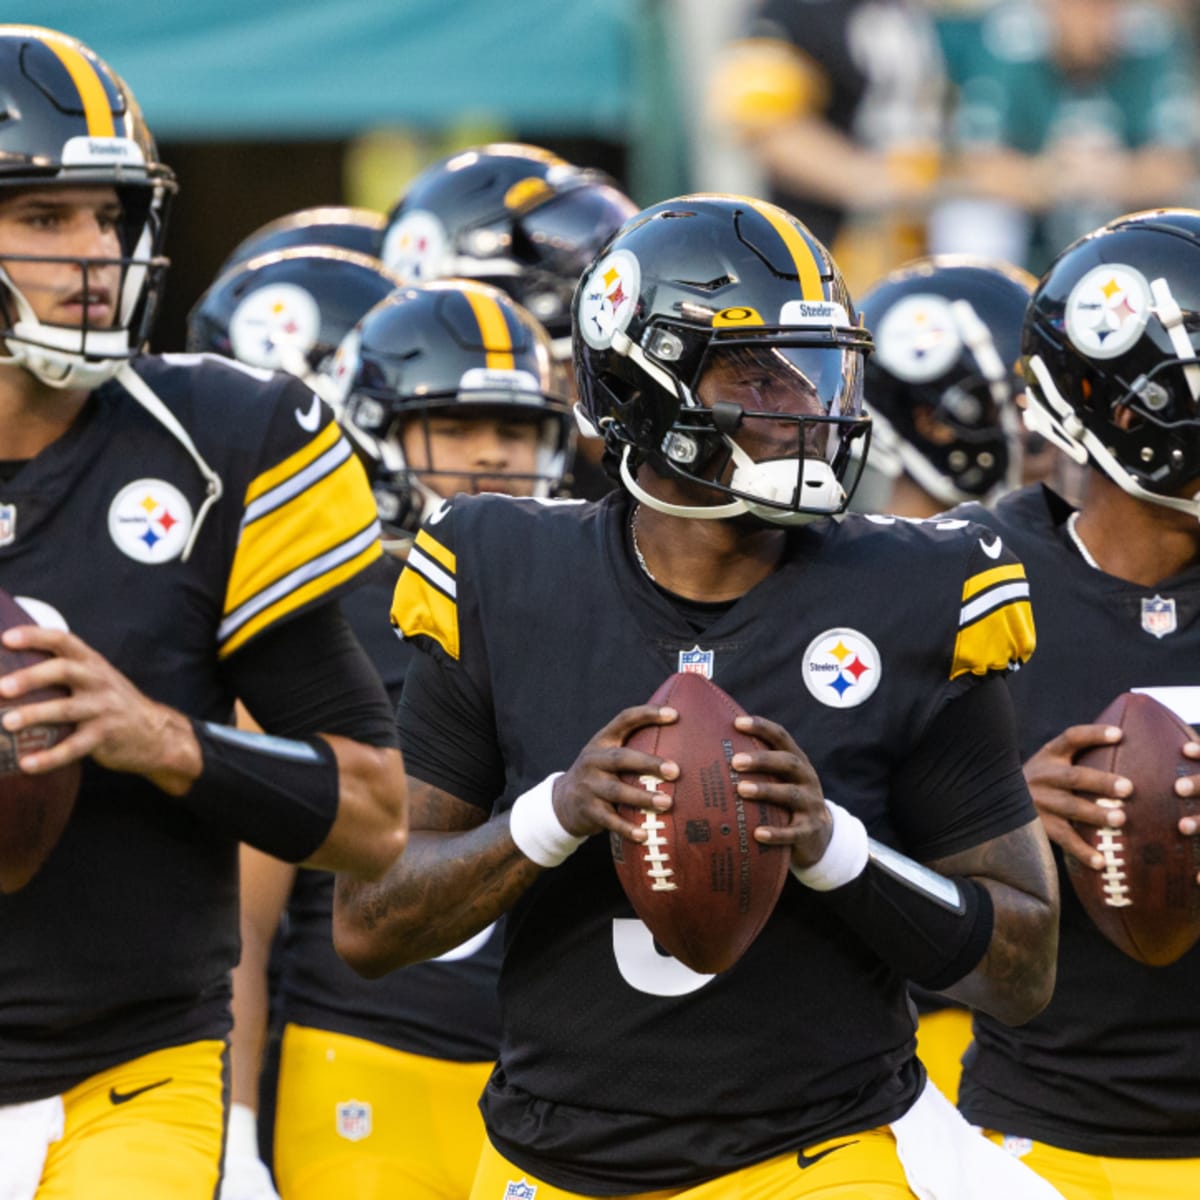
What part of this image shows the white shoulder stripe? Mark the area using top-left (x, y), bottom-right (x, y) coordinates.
top-left (242, 438), bottom-right (352, 528)
top-left (217, 521), bottom-right (380, 644)
top-left (407, 545), bottom-right (457, 599)
top-left (960, 580), bottom-right (1030, 627)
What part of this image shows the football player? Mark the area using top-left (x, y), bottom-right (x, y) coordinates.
top-left (0, 26), bottom-right (406, 1199)
top-left (855, 256), bottom-right (1032, 519)
top-left (333, 194), bottom-right (1065, 1199)
top-left (222, 280), bottom-right (572, 1200)
top-left (185, 244), bottom-right (404, 422)
top-left (378, 141), bottom-right (637, 498)
top-left (952, 210), bottom-right (1200, 1199)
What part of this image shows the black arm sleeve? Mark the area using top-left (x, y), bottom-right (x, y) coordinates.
top-left (395, 648), bottom-right (505, 813)
top-left (889, 674), bottom-right (1035, 861)
top-left (223, 602), bottom-right (398, 749)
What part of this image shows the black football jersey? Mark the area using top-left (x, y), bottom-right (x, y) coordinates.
top-left (0, 353), bottom-right (381, 1103)
top-left (391, 490), bottom-right (1037, 1192)
top-left (956, 485), bottom-right (1200, 1156)
top-left (278, 554), bottom-right (502, 1063)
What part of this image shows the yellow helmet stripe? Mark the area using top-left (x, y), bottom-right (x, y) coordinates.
top-left (40, 32), bottom-right (116, 138)
top-left (462, 287), bottom-right (515, 371)
top-left (745, 197), bottom-right (823, 299)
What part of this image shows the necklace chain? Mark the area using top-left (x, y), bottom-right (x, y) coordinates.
top-left (1066, 511), bottom-right (1101, 571)
top-left (630, 504), bottom-right (659, 583)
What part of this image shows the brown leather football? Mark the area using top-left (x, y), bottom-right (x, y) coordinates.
top-left (1067, 691), bottom-right (1200, 966)
top-left (612, 672), bottom-right (791, 974)
top-left (0, 587), bottom-right (80, 894)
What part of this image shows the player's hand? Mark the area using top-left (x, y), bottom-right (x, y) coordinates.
top-left (552, 704), bottom-right (679, 843)
top-left (1177, 740), bottom-right (1200, 886)
top-left (0, 624), bottom-right (200, 790)
top-left (1024, 723), bottom-right (1129, 870)
top-left (733, 714), bottom-right (829, 868)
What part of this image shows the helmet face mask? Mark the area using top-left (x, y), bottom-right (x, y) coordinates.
top-left (858, 256), bottom-right (1033, 506)
top-left (573, 194), bottom-right (872, 524)
top-left (1021, 210), bottom-right (1200, 516)
top-left (330, 280), bottom-right (572, 542)
top-left (0, 26), bottom-right (176, 388)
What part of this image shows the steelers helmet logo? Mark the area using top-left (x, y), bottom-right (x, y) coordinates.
top-left (578, 249), bottom-right (641, 350)
top-left (108, 479), bottom-right (194, 563)
top-left (802, 627), bottom-right (882, 709)
top-left (326, 327), bottom-right (362, 407)
top-left (381, 210), bottom-right (449, 282)
top-left (229, 283), bottom-right (321, 370)
top-left (1065, 264), bottom-right (1152, 360)
top-left (875, 294), bottom-right (961, 383)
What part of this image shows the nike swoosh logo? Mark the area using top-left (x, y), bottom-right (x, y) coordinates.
top-left (295, 394), bottom-right (322, 432)
top-left (109, 1077), bottom-right (172, 1105)
top-left (797, 1139), bottom-right (859, 1169)
top-left (980, 536), bottom-right (1003, 560)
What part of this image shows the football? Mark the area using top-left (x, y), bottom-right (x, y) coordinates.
top-left (611, 672), bottom-right (791, 974)
top-left (1067, 691), bottom-right (1200, 966)
top-left (0, 588), bottom-right (80, 894)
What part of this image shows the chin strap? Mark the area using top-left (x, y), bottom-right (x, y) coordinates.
top-left (1025, 353), bottom-right (1200, 521)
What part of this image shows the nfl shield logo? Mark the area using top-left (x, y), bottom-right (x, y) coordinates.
top-left (0, 503), bottom-right (15, 547)
top-left (503, 1181), bottom-right (537, 1200)
top-left (1141, 595), bottom-right (1177, 639)
top-left (335, 1099), bottom-right (372, 1142)
top-left (678, 645), bottom-right (714, 677)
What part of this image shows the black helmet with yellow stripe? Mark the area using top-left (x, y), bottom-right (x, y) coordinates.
top-left (572, 194), bottom-right (873, 524)
top-left (329, 279), bottom-right (572, 540)
top-left (0, 25), bottom-right (176, 387)
top-left (380, 143), bottom-right (637, 358)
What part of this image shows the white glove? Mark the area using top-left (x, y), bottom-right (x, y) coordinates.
top-left (219, 1103), bottom-right (280, 1200)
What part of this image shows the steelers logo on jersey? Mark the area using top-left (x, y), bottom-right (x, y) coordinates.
top-left (1064, 264), bottom-right (1152, 360)
top-left (802, 627), bottom-right (882, 709)
top-left (578, 249), bottom-right (641, 350)
top-left (229, 282), bottom-right (322, 370)
top-left (874, 293), bottom-right (961, 382)
top-left (107, 479), bottom-right (194, 563)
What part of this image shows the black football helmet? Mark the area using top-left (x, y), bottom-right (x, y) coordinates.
top-left (1022, 209), bottom-right (1200, 516)
top-left (380, 143), bottom-right (637, 356)
top-left (186, 247), bottom-right (403, 389)
top-left (218, 206), bottom-right (386, 274)
top-left (573, 193), bottom-right (872, 523)
top-left (0, 25), bottom-right (176, 388)
top-left (858, 256), bottom-right (1033, 506)
top-left (330, 280), bottom-right (571, 540)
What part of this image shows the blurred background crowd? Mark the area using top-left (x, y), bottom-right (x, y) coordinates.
top-left (35, 0), bottom-right (1200, 350)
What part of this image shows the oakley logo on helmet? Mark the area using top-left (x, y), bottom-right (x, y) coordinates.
top-left (1064, 264), bottom-right (1152, 360)
top-left (578, 250), bottom-right (641, 350)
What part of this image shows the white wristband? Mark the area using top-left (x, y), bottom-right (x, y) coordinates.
top-left (790, 799), bottom-right (870, 892)
top-left (509, 772), bottom-right (584, 868)
top-left (226, 1101), bottom-right (261, 1158)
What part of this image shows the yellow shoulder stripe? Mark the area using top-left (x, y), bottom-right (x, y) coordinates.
top-left (414, 527), bottom-right (456, 574)
top-left (245, 421), bottom-right (341, 507)
top-left (391, 564), bottom-right (460, 661)
top-left (952, 559), bottom-right (1036, 680)
top-left (962, 562), bottom-right (1026, 602)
